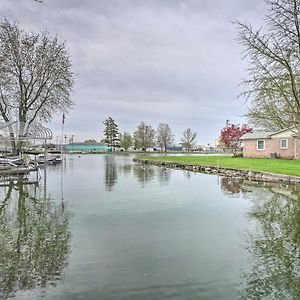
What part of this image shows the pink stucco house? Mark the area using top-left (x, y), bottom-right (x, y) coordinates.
top-left (242, 127), bottom-right (299, 160)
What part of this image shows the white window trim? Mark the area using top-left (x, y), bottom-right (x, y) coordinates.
top-left (257, 139), bottom-right (265, 151)
top-left (280, 138), bottom-right (288, 149)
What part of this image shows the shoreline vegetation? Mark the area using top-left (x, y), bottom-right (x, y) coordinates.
top-left (134, 156), bottom-right (300, 183)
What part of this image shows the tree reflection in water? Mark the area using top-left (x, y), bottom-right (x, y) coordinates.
top-left (183, 170), bottom-right (191, 179)
top-left (120, 163), bottom-right (132, 177)
top-left (220, 177), bottom-right (251, 197)
top-left (105, 156), bottom-right (171, 190)
top-left (225, 179), bottom-right (300, 299)
top-left (157, 167), bottom-right (171, 185)
top-left (104, 155), bottom-right (118, 191)
top-left (133, 164), bottom-right (155, 187)
top-left (0, 178), bottom-right (71, 299)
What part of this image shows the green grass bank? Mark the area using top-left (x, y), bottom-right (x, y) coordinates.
top-left (137, 155), bottom-right (300, 177)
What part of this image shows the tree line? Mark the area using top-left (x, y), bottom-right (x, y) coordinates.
top-left (102, 117), bottom-right (197, 152)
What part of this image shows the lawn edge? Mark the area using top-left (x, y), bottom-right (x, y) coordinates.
top-left (133, 157), bottom-right (300, 184)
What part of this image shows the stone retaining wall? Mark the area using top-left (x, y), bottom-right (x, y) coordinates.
top-left (133, 158), bottom-right (300, 184)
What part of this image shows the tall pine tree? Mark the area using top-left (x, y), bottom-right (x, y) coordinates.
top-left (103, 117), bottom-right (119, 151)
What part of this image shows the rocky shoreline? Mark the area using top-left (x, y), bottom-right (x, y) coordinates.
top-left (133, 158), bottom-right (300, 184)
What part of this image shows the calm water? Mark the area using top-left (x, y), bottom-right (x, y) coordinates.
top-left (1, 154), bottom-right (300, 299)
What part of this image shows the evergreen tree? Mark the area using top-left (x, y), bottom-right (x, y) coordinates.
top-left (103, 117), bottom-right (119, 151)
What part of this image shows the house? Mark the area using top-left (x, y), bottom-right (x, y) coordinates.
top-left (241, 127), bottom-right (299, 159)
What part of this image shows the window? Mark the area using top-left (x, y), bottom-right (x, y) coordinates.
top-left (257, 140), bottom-right (265, 150)
top-left (280, 139), bottom-right (288, 149)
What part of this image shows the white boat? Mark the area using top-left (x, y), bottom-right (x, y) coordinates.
top-left (0, 156), bottom-right (25, 166)
top-left (36, 153), bottom-right (61, 164)
top-left (36, 155), bottom-right (56, 164)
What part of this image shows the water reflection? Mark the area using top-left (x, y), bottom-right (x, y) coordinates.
top-left (157, 167), bottom-right (171, 185)
top-left (105, 155), bottom-right (118, 191)
top-left (220, 177), bottom-right (250, 197)
top-left (0, 178), bottom-right (71, 299)
top-left (104, 155), bottom-right (171, 190)
top-left (223, 179), bottom-right (300, 299)
top-left (3, 156), bottom-right (300, 299)
top-left (133, 164), bottom-right (155, 187)
top-left (121, 163), bottom-right (132, 176)
top-left (183, 170), bottom-right (192, 179)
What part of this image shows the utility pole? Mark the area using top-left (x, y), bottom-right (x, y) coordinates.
top-left (64, 134), bottom-right (67, 151)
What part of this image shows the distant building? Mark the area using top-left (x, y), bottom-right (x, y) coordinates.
top-left (165, 146), bottom-right (183, 151)
top-left (214, 137), bottom-right (225, 150)
top-left (242, 127), bottom-right (299, 159)
top-left (65, 142), bottom-right (112, 152)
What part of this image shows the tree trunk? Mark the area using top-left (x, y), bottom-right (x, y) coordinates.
top-left (6, 124), bottom-right (17, 155)
top-left (15, 119), bottom-right (26, 155)
top-left (233, 147), bottom-right (237, 156)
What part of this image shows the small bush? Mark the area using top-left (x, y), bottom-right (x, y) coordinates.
top-left (233, 152), bottom-right (243, 158)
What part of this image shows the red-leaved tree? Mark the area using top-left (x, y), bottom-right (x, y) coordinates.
top-left (220, 123), bottom-right (252, 155)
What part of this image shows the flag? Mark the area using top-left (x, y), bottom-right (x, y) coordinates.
top-left (62, 113), bottom-right (65, 124)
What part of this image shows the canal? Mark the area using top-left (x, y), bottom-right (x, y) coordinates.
top-left (1, 154), bottom-right (300, 299)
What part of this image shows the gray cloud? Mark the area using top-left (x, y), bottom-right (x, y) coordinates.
top-left (0, 0), bottom-right (266, 144)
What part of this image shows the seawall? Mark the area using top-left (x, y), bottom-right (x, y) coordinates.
top-left (133, 158), bottom-right (300, 184)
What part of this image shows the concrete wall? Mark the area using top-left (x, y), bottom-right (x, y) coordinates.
top-left (243, 137), bottom-right (296, 159)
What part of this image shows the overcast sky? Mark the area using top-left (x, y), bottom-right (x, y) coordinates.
top-left (0, 0), bottom-right (266, 145)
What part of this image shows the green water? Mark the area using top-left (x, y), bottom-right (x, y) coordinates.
top-left (1, 154), bottom-right (300, 299)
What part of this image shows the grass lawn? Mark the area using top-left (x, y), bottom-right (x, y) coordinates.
top-left (138, 155), bottom-right (300, 177)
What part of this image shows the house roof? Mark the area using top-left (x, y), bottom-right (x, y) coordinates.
top-left (268, 126), bottom-right (297, 136)
top-left (241, 130), bottom-right (273, 140)
top-left (242, 127), bottom-right (298, 140)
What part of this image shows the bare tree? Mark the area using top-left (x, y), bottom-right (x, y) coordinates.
top-left (181, 128), bottom-right (197, 152)
top-left (134, 122), bottom-right (155, 151)
top-left (246, 93), bottom-right (294, 131)
top-left (0, 19), bottom-right (74, 153)
top-left (119, 132), bottom-right (133, 151)
top-left (156, 123), bottom-right (174, 152)
top-left (236, 0), bottom-right (300, 157)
